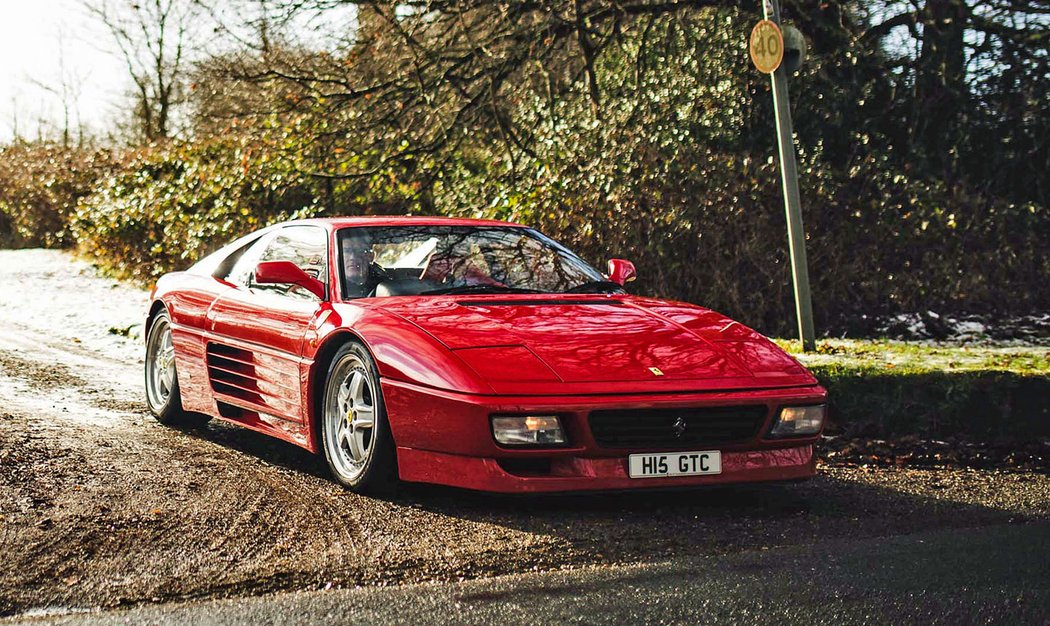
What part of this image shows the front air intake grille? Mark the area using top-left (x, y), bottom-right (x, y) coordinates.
top-left (588, 406), bottom-right (768, 448)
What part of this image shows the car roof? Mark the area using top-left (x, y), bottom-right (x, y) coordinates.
top-left (282, 216), bottom-right (527, 230)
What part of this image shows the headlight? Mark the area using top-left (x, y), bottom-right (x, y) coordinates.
top-left (491, 415), bottom-right (567, 446)
top-left (768, 405), bottom-right (826, 438)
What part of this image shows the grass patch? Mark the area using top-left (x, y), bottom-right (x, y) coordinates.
top-left (776, 339), bottom-right (1050, 442)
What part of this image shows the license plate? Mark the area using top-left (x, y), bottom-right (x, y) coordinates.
top-left (628, 450), bottom-right (722, 478)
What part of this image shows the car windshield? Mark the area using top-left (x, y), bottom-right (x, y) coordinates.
top-left (337, 225), bottom-right (609, 298)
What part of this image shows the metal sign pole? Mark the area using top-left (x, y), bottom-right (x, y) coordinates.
top-left (763, 0), bottom-right (816, 352)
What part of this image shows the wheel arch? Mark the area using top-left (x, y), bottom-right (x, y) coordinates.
top-left (307, 329), bottom-right (390, 454)
top-left (145, 299), bottom-right (170, 346)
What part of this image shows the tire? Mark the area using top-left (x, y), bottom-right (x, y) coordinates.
top-left (320, 341), bottom-right (398, 494)
top-left (145, 310), bottom-right (210, 428)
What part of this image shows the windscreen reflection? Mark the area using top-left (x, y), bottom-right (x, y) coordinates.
top-left (337, 225), bottom-right (609, 299)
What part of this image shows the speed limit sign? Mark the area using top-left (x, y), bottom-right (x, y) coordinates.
top-left (750, 19), bottom-right (784, 74)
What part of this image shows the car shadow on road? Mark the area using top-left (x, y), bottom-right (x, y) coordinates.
top-left (172, 418), bottom-right (332, 479)
top-left (172, 417), bottom-right (1039, 568)
top-left (396, 468), bottom-right (1038, 565)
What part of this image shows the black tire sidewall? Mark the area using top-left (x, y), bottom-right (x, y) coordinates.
top-left (321, 340), bottom-right (397, 493)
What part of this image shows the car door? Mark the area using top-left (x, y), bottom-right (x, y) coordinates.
top-left (205, 225), bottom-right (330, 425)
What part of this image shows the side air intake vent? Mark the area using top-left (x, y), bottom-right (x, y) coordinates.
top-left (205, 343), bottom-right (264, 405)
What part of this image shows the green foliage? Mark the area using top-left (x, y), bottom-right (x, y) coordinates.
top-left (0, 144), bottom-right (114, 248)
top-left (782, 340), bottom-right (1050, 441)
top-left (818, 369), bottom-right (1049, 441)
top-left (70, 122), bottom-right (435, 282)
top-left (72, 138), bottom-right (328, 281)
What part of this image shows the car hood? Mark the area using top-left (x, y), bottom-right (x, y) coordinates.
top-left (371, 296), bottom-right (816, 394)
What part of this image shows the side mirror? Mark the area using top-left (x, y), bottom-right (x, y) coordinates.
top-left (607, 259), bottom-right (637, 286)
top-left (254, 261), bottom-right (326, 300)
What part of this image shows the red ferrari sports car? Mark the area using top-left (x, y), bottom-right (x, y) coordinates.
top-left (145, 217), bottom-right (826, 493)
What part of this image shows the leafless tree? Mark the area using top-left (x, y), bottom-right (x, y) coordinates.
top-left (8, 95), bottom-right (22, 144)
top-left (859, 0), bottom-right (1050, 178)
top-left (187, 0), bottom-right (1048, 207)
top-left (83, 0), bottom-right (201, 142)
top-left (200, 1), bottom-right (736, 176)
top-left (30, 30), bottom-right (89, 149)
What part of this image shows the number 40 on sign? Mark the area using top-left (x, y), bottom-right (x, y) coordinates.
top-left (750, 19), bottom-right (784, 74)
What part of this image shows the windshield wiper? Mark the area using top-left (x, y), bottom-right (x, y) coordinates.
top-left (563, 280), bottom-right (625, 294)
top-left (420, 285), bottom-right (546, 295)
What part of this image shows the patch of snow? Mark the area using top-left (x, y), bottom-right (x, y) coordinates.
top-left (867, 310), bottom-right (1048, 346)
top-left (0, 249), bottom-right (149, 365)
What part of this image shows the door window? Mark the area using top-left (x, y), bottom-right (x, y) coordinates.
top-left (223, 232), bottom-right (274, 287)
top-left (250, 226), bottom-right (329, 301)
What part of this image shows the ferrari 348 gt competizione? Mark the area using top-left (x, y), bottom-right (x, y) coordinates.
top-left (145, 217), bottom-right (826, 493)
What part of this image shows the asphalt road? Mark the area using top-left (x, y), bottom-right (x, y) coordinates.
top-left (1, 249), bottom-right (1048, 625)
top-left (10, 521), bottom-right (1048, 626)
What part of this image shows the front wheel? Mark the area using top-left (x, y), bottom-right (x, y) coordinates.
top-left (145, 310), bottom-right (210, 428)
top-left (320, 341), bottom-right (397, 493)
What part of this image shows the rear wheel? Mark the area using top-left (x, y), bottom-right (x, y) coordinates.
top-left (320, 341), bottom-right (397, 493)
top-left (145, 310), bottom-right (210, 427)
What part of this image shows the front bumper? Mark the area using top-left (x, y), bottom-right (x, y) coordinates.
top-left (382, 378), bottom-right (825, 493)
top-left (396, 445), bottom-right (815, 493)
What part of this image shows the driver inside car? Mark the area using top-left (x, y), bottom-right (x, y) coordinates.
top-left (341, 238), bottom-right (387, 298)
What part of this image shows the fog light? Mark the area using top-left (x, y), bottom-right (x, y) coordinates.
top-left (768, 405), bottom-right (826, 438)
top-left (491, 415), bottom-right (567, 446)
